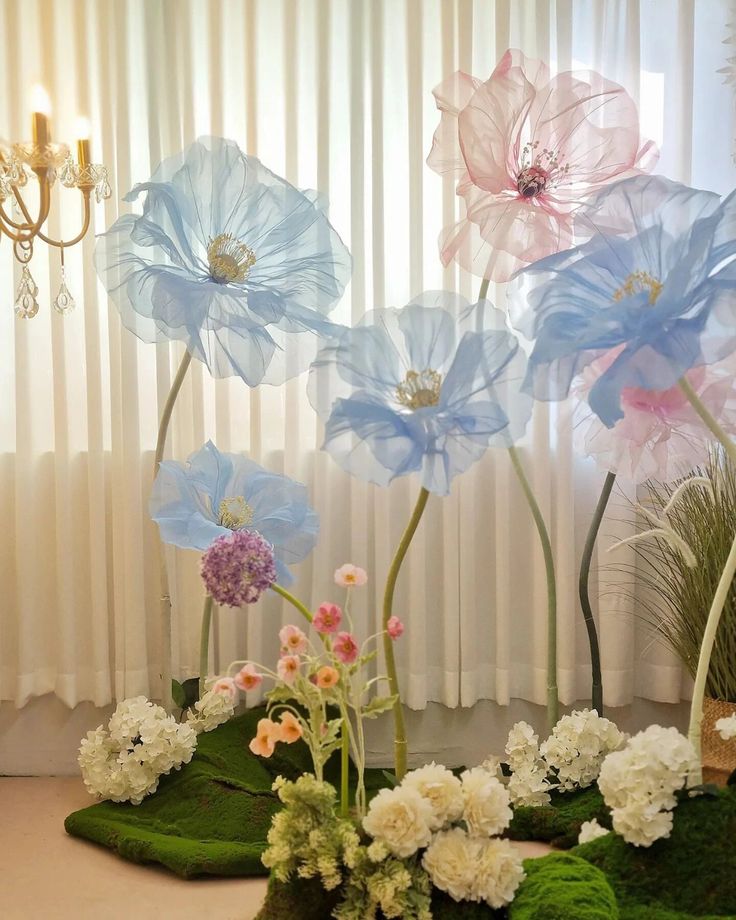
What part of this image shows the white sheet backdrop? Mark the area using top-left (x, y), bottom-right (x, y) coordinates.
top-left (1, 0), bottom-right (735, 711)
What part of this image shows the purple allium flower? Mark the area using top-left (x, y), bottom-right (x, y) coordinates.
top-left (200, 530), bottom-right (277, 606)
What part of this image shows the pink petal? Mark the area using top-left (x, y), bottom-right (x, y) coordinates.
top-left (427, 70), bottom-right (481, 177)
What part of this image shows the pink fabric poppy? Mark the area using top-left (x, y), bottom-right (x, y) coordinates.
top-left (249, 718), bottom-right (281, 758)
top-left (278, 624), bottom-right (308, 656)
top-left (211, 676), bottom-right (238, 702)
top-left (333, 631), bottom-right (359, 665)
top-left (427, 49), bottom-right (657, 282)
top-left (233, 663), bottom-right (263, 692)
top-left (313, 602), bottom-right (342, 634)
top-left (386, 616), bottom-right (404, 640)
top-left (573, 347), bottom-right (736, 483)
top-left (334, 563), bottom-right (368, 587)
top-left (277, 654), bottom-right (301, 686)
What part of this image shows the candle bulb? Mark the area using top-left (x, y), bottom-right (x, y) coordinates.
top-left (30, 85), bottom-right (51, 147)
top-left (75, 118), bottom-right (91, 168)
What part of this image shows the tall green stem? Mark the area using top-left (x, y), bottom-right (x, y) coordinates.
top-left (340, 716), bottom-right (350, 817)
top-left (199, 595), bottom-right (214, 698)
top-left (679, 377), bottom-right (736, 780)
top-left (478, 278), bottom-right (490, 302)
top-left (383, 487), bottom-right (430, 779)
top-left (154, 349), bottom-right (193, 711)
top-left (271, 583), bottom-right (314, 624)
top-left (508, 445), bottom-right (558, 730)
top-left (579, 470), bottom-right (616, 715)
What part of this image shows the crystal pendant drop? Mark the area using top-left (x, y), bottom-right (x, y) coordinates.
top-left (53, 269), bottom-right (75, 315)
top-left (14, 265), bottom-right (39, 319)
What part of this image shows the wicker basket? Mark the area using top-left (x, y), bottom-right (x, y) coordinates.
top-left (701, 696), bottom-right (736, 785)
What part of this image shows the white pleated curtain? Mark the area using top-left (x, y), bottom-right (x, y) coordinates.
top-left (1, 0), bottom-right (734, 711)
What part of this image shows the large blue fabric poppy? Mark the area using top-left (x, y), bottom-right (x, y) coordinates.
top-left (95, 136), bottom-right (351, 386)
top-left (307, 291), bottom-right (532, 496)
top-left (150, 441), bottom-right (318, 585)
top-left (510, 176), bottom-right (736, 427)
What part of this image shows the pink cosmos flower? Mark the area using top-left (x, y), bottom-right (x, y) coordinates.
top-left (249, 718), bottom-right (281, 758)
top-left (278, 711), bottom-right (303, 744)
top-left (315, 665), bottom-right (340, 689)
top-left (386, 616), bottom-right (405, 640)
top-left (278, 624), bottom-right (308, 656)
top-left (277, 654), bottom-right (301, 686)
top-left (334, 563), bottom-right (368, 588)
top-left (333, 631), bottom-right (359, 665)
top-left (427, 49), bottom-right (657, 282)
top-left (573, 347), bottom-right (736, 483)
top-left (313, 602), bottom-right (342, 634)
top-left (211, 677), bottom-right (238, 702)
top-left (233, 663), bottom-right (263, 692)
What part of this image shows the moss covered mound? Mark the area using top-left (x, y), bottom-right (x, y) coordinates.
top-left (509, 853), bottom-right (618, 919)
top-left (64, 707), bottom-right (388, 878)
top-left (508, 786), bottom-right (610, 849)
top-left (575, 786), bottom-right (736, 919)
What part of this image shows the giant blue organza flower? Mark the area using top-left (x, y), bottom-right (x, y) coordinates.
top-left (307, 291), bottom-right (532, 496)
top-left (510, 175), bottom-right (736, 427)
top-left (150, 441), bottom-right (318, 585)
top-left (95, 136), bottom-right (351, 386)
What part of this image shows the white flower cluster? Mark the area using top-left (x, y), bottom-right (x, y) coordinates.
top-left (597, 725), bottom-right (698, 847)
top-left (540, 709), bottom-right (626, 792)
top-left (78, 696), bottom-right (197, 805)
top-left (578, 819), bottom-right (610, 845)
top-left (500, 710), bottom-right (625, 805)
top-left (716, 714), bottom-right (736, 741)
top-left (186, 684), bottom-right (236, 734)
top-left (362, 761), bottom-right (524, 909)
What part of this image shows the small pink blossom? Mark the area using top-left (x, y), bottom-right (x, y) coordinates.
top-left (427, 49), bottom-right (657, 282)
top-left (249, 718), bottom-right (281, 758)
top-left (211, 677), bottom-right (238, 702)
top-left (233, 663), bottom-right (263, 692)
top-left (313, 602), bottom-right (342, 634)
top-left (278, 711), bottom-right (303, 744)
top-left (334, 563), bottom-right (368, 588)
top-left (277, 655), bottom-right (301, 686)
top-left (278, 624), bottom-right (308, 656)
top-left (386, 616), bottom-right (405, 640)
top-left (333, 631), bottom-right (359, 665)
top-left (316, 665), bottom-right (340, 689)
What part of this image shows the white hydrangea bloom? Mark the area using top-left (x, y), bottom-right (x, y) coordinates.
top-left (186, 684), bottom-right (236, 734)
top-left (540, 709), bottom-right (625, 792)
top-left (715, 714), bottom-right (736, 741)
top-left (402, 762), bottom-right (464, 830)
top-left (578, 819), bottom-right (610, 844)
top-left (78, 696), bottom-right (197, 805)
top-left (598, 725), bottom-right (698, 847)
top-left (362, 785), bottom-right (433, 858)
top-left (423, 828), bottom-right (524, 908)
top-left (507, 760), bottom-right (551, 807)
top-left (505, 721), bottom-right (540, 769)
top-left (479, 754), bottom-right (506, 783)
top-left (461, 767), bottom-right (513, 837)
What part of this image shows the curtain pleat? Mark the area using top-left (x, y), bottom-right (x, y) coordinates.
top-left (1, 0), bottom-right (734, 710)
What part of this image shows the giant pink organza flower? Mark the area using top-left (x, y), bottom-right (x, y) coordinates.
top-left (427, 49), bottom-right (657, 282)
top-left (573, 347), bottom-right (736, 483)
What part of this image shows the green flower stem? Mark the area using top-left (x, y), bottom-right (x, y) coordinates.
top-left (478, 278), bottom-right (490, 301)
top-left (383, 486), bottom-right (431, 780)
top-left (198, 595), bottom-right (214, 698)
top-left (579, 470), bottom-right (616, 716)
top-left (679, 376), bottom-right (736, 780)
top-left (271, 583), bottom-right (314, 624)
top-left (508, 445), bottom-right (559, 730)
top-left (154, 349), bottom-right (193, 711)
top-left (340, 717), bottom-right (350, 818)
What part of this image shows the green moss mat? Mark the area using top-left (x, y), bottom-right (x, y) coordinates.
top-left (64, 707), bottom-right (387, 878)
top-left (574, 786), bottom-right (736, 919)
top-left (508, 786), bottom-right (610, 849)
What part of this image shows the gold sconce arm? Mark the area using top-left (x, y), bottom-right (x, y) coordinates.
top-left (0, 177), bottom-right (51, 242)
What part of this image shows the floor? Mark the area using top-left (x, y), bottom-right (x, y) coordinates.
top-left (0, 777), bottom-right (552, 919)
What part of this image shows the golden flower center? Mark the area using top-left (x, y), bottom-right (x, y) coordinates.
top-left (396, 369), bottom-right (442, 410)
top-left (613, 270), bottom-right (663, 305)
top-left (207, 233), bottom-right (256, 284)
top-left (218, 496), bottom-right (254, 529)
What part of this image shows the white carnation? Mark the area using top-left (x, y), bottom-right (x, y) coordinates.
top-left (186, 684), bottom-right (236, 734)
top-left (598, 725), bottom-right (697, 847)
top-left (78, 696), bottom-right (197, 805)
top-left (540, 709), bottom-right (625, 792)
top-left (578, 819), bottom-right (610, 844)
top-left (423, 828), bottom-right (524, 908)
top-left (362, 785), bottom-right (433, 857)
top-left (461, 767), bottom-right (513, 837)
top-left (402, 762), bottom-right (464, 830)
top-left (715, 714), bottom-right (736, 741)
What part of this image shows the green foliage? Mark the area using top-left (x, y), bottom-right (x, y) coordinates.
top-left (576, 785), bottom-right (736, 917)
top-left (509, 853), bottom-right (618, 920)
top-left (508, 786), bottom-right (611, 849)
top-left (614, 450), bottom-right (736, 701)
top-left (362, 695), bottom-right (399, 719)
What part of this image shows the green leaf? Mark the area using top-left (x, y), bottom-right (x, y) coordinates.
top-left (171, 679), bottom-right (186, 709)
top-left (181, 677), bottom-right (201, 708)
top-left (358, 650), bottom-right (378, 667)
top-left (362, 694), bottom-right (398, 719)
top-left (267, 685), bottom-right (297, 705)
top-left (382, 770), bottom-right (399, 787)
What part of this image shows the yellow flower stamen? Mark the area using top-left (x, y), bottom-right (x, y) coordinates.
top-left (396, 369), bottom-right (442, 411)
top-left (207, 233), bottom-right (256, 284)
top-left (219, 496), bottom-right (254, 529)
top-left (613, 270), bottom-right (663, 305)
